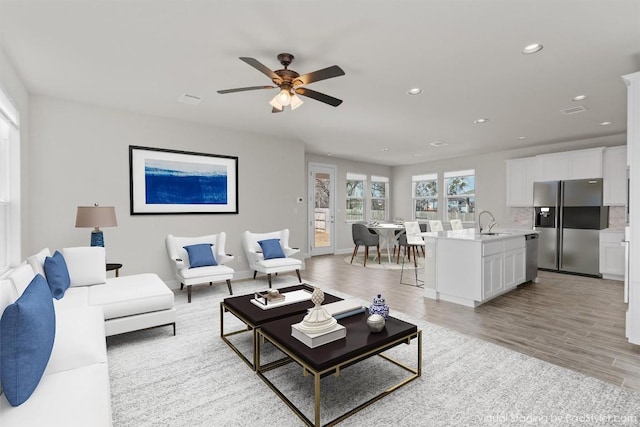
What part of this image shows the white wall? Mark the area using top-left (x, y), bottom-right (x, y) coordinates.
top-left (28, 96), bottom-right (306, 286)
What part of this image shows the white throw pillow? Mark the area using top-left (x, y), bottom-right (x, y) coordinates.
top-left (62, 247), bottom-right (107, 287)
top-left (27, 247), bottom-right (52, 278)
top-left (7, 264), bottom-right (36, 296)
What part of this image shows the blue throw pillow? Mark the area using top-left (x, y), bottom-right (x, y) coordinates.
top-left (184, 243), bottom-right (217, 268)
top-left (258, 239), bottom-right (286, 260)
top-left (0, 273), bottom-right (56, 406)
top-left (44, 250), bottom-right (70, 300)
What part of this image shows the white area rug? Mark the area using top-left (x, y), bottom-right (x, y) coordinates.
top-left (344, 255), bottom-right (423, 270)
top-left (107, 277), bottom-right (640, 426)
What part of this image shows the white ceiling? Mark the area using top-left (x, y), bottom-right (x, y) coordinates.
top-left (1, 0), bottom-right (638, 166)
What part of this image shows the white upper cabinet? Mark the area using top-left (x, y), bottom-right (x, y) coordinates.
top-left (507, 147), bottom-right (609, 207)
top-left (506, 157), bottom-right (538, 206)
top-left (603, 146), bottom-right (627, 206)
top-left (537, 147), bottom-right (604, 181)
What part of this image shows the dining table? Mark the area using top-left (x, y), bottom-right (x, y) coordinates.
top-left (367, 222), bottom-right (406, 263)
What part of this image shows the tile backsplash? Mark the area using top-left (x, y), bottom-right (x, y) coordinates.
top-left (608, 206), bottom-right (625, 230)
top-left (509, 208), bottom-right (534, 228)
top-left (509, 206), bottom-right (626, 230)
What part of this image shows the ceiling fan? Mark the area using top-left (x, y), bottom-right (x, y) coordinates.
top-left (217, 53), bottom-right (345, 113)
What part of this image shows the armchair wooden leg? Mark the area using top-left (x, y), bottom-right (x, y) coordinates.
top-left (180, 283), bottom-right (184, 290)
top-left (187, 285), bottom-right (192, 303)
top-left (267, 274), bottom-right (272, 288)
top-left (350, 244), bottom-right (359, 264)
top-left (296, 269), bottom-right (302, 283)
top-left (253, 271), bottom-right (257, 280)
top-left (377, 245), bottom-right (381, 264)
top-left (226, 279), bottom-right (233, 295)
top-left (364, 246), bottom-right (369, 267)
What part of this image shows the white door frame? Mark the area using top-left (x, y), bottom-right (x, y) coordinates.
top-left (308, 162), bottom-right (336, 256)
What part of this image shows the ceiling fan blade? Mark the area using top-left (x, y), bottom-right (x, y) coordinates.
top-left (295, 87), bottom-right (343, 107)
top-left (272, 107), bottom-right (284, 113)
top-left (294, 65), bottom-right (345, 86)
top-left (217, 85), bottom-right (276, 94)
top-left (239, 57), bottom-right (282, 84)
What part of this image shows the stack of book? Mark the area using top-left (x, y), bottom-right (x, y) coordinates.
top-left (322, 299), bottom-right (366, 319)
top-left (291, 322), bottom-right (346, 348)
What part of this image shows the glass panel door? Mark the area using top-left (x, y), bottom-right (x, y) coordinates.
top-left (309, 163), bottom-right (336, 256)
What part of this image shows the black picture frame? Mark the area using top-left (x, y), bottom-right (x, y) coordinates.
top-left (129, 145), bottom-right (238, 215)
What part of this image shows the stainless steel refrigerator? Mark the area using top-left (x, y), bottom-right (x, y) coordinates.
top-left (533, 179), bottom-right (609, 276)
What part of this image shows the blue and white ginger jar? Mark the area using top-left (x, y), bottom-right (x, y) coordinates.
top-left (369, 294), bottom-right (389, 319)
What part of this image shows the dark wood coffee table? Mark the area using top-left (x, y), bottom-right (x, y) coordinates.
top-left (256, 312), bottom-right (422, 427)
top-left (220, 284), bottom-right (342, 370)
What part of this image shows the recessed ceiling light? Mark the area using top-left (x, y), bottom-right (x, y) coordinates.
top-left (429, 141), bottom-right (449, 147)
top-left (327, 153), bottom-right (333, 156)
top-left (572, 95), bottom-right (588, 101)
top-left (407, 88), bottom-right (423, 95)
top-left (474, 118), bottom-right (489, 124)
top-left (522, 43), bottom-right (543, 54)
top-left (413, 154), bottom-right (422, 158)
top-left (600, 121), bottom-right (612, 126)
top-left (382, 148), bottom-right (390, 151)
top-left (517, 136), bottom-right (527, 140)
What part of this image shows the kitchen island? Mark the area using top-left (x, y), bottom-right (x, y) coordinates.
top-left (420, 229), bottom-right (535, 307)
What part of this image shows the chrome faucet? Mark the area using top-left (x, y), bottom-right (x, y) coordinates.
top-left (478, 210), bottom-right (497, 234)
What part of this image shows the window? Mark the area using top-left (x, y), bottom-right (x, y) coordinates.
top-left (444, 169), bottom-right (475, 222)
top-left (370, 175), bottom-right (388, 221)
top-left (412, 174), bottom-right (438, 220)
top-left (346, 173), bottom-right (366, 222)
top-left (0, 84), bottom-right (19, 274)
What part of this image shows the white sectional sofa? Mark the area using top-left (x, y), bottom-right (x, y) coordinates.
top-left (0, 247), bottom-right (176, 426)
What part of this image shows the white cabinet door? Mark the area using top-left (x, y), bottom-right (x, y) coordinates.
top-left (504, 248), bottom-right (526, 289)
top-left (569, 147), bottom-right (604, 179)
top-left (600, 231), bottom-right (625, 280)
top-left (603, 146), bottom-right (627, 206)
top-left (537, 147), bottom-right (604, 181)
top-left (506, 157), bottom-right (538, 206)
top-left (482, 253), bottom-right (504, 299)
top-left (538, 152), bottom-right (570, 181)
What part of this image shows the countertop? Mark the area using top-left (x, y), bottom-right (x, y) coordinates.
top-left (418, 228), bottom-right (537, 242)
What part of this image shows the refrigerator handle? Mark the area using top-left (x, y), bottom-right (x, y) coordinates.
top-left (558, 181), bottom-right (563, 270)
top-left (623, 240), bottom-right (630, 303)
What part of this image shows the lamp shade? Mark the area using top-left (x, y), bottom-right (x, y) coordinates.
top-left (75, 206), bottom-right (118, 228)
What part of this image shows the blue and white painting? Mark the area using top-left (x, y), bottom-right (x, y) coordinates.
top-left (144, 159), bottom-right (228, 205)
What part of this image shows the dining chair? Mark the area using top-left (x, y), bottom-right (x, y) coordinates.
top-left (428, 220), bottom-right (444, 232)
top-left (450, 219), bottom-right (463, 230)
top-left (400, 221), bottom-right (425, 287)
top-left (350, 223), bottom-right (381, 267)
top-left (395, 223), bottom-right (427, 263)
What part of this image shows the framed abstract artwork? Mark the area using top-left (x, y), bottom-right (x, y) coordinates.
top-left (129, 145), bottom-right (238, 215)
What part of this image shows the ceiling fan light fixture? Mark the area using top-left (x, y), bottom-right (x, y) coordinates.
top-left (269, 95), bottom-right (284, 111)
top-left (290, 94), bottom-right (304, 110)
top-left (277, 88), bottom-right (292, 106)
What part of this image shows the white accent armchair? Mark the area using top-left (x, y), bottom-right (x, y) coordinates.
top-left (165, 233), bottom-right (235, 303)
top-left (242, 229), bottom-right (302, 288)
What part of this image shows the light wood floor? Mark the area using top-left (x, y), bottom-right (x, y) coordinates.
top-left (302, 254), bottom-right (640, 392)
